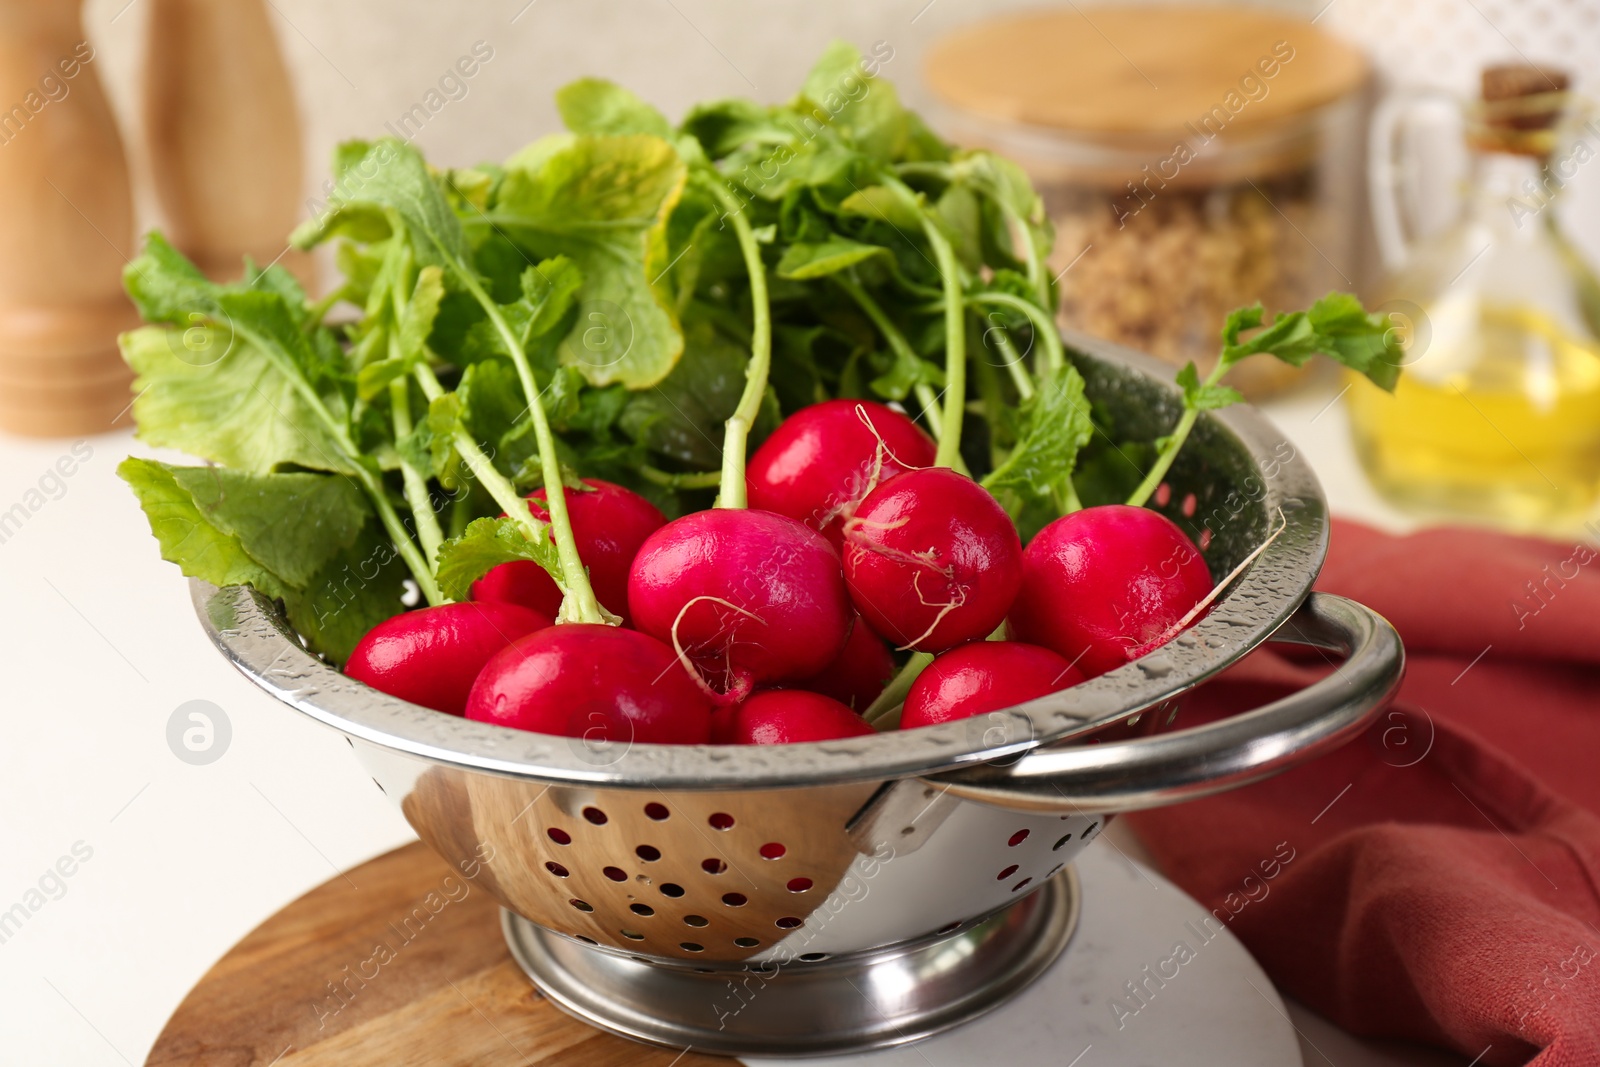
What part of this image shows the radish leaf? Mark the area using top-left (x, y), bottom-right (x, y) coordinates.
top-left (490, 134), bottom-right (687, 388)
top-left (435, 516), bottom-right (561, 603)
top-left (983, 363), bottom-right (1092, 506)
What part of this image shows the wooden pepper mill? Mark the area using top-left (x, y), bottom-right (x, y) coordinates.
top-left (0, 0), bottom-right (137, 437)
top-left (143, 0), bottom-right (310, 286)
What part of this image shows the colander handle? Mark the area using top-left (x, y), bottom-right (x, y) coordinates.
top-left (927, 593), bottom-right (1404, 814)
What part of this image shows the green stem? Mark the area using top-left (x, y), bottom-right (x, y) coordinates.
top-left (640, 467), bottom-right (723, 490)
top-left (986, 326), bottom-right (1035, 402)
top-left (1058, 476), bottom-right (1083, 514)
top-left (227, 318), bottom-right (441, 606)
top-left (451, 270), bottom-right (604, 624)
top-left (304, 285), bottom-right (349, 330)
top-left (967, 292), bottom-right (1063, 375)
top-left (699, 173), bottom-right (771, 509)
top-left (863, 651), bottom-right (934, 725)
top-left (1126, 360), bottom-right (1226, 507)
top-left (410, 364), bottom-right (558, 550)
top-left (884, 176), bottom-right (967, 469)
top-left (834, 273), bottom-right (949, 434)
top-left (387, 373), bottom-right (445, 569)
top-left (997, 201), bottom-right (1050, 312)
top-left (914, 382), bottom-right (943, 442)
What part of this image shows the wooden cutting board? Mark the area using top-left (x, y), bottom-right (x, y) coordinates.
top-left (145, 841), bottom-right (724, 1066)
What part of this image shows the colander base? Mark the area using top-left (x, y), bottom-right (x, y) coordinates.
top-left (501, 867), bottom-right (1080, 1058)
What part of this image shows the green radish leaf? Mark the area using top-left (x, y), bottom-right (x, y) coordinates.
top-left (950, 149), bottom-right (1055, 265)
top-left (775, 239), bottom-right (886, 280)
top-left (120, 323), bottom-right (355, 476)
top-left (163, 464), bottom-right (369, 588)
top-left (1219, 293), bottom-right (1402, 390)
top-left (982, 363), bottom-right (1093, 501)
top-left (283, 521), bottom-right (408, 664)
top-left (493, 134), bottom-right (687, 388)
top-left (455, 258), bottom-right (585, 368)
top-left (800, 41), bottom-right (908, 160)
top-left (435, 516), bottom-right (561, 603)
top-left (292, 138), bottom-right (471, 270)
top-left (118, 458), bottom-right (291, 598)
top-left (935, 183), bottom-right (984, 272)
top-left (119, 457), bottom-right (386, 662)
top-left (680, 98), bottom-right (790, 159)
top-left (839, 185), bottom-right (923, 231)
top-left (557, 77), bottom-right (674, 138)
top-left (399, 266), bottom-right (446, 360)
top-left (1175, 362), bottom-right (1244, 411)
top-left (619, 317), bottom-right (755, 468)
top-left (124, 232), bottom-right (219, 325)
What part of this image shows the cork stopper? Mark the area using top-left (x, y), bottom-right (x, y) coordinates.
top-left (1478, 63), bottom-right (1570, 138)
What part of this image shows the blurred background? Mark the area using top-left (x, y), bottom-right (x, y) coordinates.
top-left (4, 0), bottom-right (1599, 1064)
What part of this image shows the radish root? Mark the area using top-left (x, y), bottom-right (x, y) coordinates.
top-left (668, 595), bottom-right (766, 705)
top-left (1128, 508), bottom-right (1289, 659)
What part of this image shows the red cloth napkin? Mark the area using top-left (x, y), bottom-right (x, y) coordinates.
top-left (1127, 519), bottom-right (1600, 1066)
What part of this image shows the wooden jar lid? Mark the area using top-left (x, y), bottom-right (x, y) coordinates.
top-left (925, 5), bottom-right (1367, 138)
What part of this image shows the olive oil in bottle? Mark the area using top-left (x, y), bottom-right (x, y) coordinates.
top-left (1349, 64), bottom-right (1600, 531)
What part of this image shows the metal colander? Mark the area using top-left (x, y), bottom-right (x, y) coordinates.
top-left (194, 332), bottom-right (1403, 1058)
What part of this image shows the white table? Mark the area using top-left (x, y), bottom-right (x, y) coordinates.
top-left (0, 380), bottom-right (1464, 1065)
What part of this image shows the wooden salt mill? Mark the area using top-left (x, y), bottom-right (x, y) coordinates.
top-left (0, 0), bottom-right (137, 437)
top-left (143, 0), bottom-right (309, 286)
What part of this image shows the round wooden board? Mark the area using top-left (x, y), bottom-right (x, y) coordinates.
top-left (146, 841), bottom-right (725, 1067)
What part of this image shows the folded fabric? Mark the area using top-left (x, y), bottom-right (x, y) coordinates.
top-left (1126, 519), bottom-right (1600, 1066)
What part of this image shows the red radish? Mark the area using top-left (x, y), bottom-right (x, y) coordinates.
top-left (793, 617), bottom-right (895, 710)
top-left (470, 478), bottom-right (664, 624)
top-left (901, 640), bottom-right (1085, 729)
top-left (746, 399), bottom-right (936, 548)
top-left (628, 509), bottom-right (851, 702)
top-left (842, 467), bottom-right (1022, 653)
top-left (1008, 504), bottom-right (1212, 678)
top-left (714, 690), bottom-right (877, 745)
top-left (345, 601), bottom-right (552, 716)
top-left (465, 624), bottom-right (711, 744)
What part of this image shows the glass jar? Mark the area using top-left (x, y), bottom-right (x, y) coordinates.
top-left (925, 6), bottom-right (1368, 398)
top-left (1347, 65), bottom-right (1600, 532)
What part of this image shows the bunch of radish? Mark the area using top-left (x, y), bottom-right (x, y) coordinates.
top-left (347, 392), bottom-right (1216, 746)
top-left (117, 46), bottom-right (1402, 750)
top-left (340, 146), bottom-right (1397, 746)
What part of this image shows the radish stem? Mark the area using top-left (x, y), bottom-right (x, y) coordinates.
top-left (1126, 359), bottom-right (1228, 508)
top-left (640, 466), bottom-right (723, 490)
top-left (863, 651), bottom-right (934, 725)
top-left (914, 383), bottom-right (943, 442)
top-left (409, 363), bottom-right (568, 572)
top-left (387, 373), bottom-right (445, 570)
top-left (834, 273), bottom-right (956, 450)
top-left (986, 326), bottom-right (1035, 402)
top-left (446, 270), bottom-right (604, 624)
top-left (699, 174), bottom-right (771, 509)
top-left (967, 291), bottom-right (1062, 375)
top-left (886, 177), bottom-right (968, 470)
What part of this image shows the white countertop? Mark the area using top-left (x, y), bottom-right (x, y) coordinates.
top-left (0, 380), bottom-right (1464, 1065)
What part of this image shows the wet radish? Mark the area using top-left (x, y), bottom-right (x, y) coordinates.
top-left (746, 399), bottom-right (936, 548)
top-left (1008, 504), bottom-right (1212, 678)
top-left (623, 180), bottom-right (851, 702)
top-left (901, 640), bottom-right (1084, 729)
top-left (345, 601), bottom-right (552, 716)
top-left (628, 509), bottom-right (851, 702)
top-left (843, 467), bottom-right (1022, 653)
top-left (471, 478), bottom-right (664, 624)
top-left (793, 616), bottom-right (895, 711)
top-left (713, 690), bottom-right (876, 745)
top-left (465, 624), bottom-right (711, 744)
